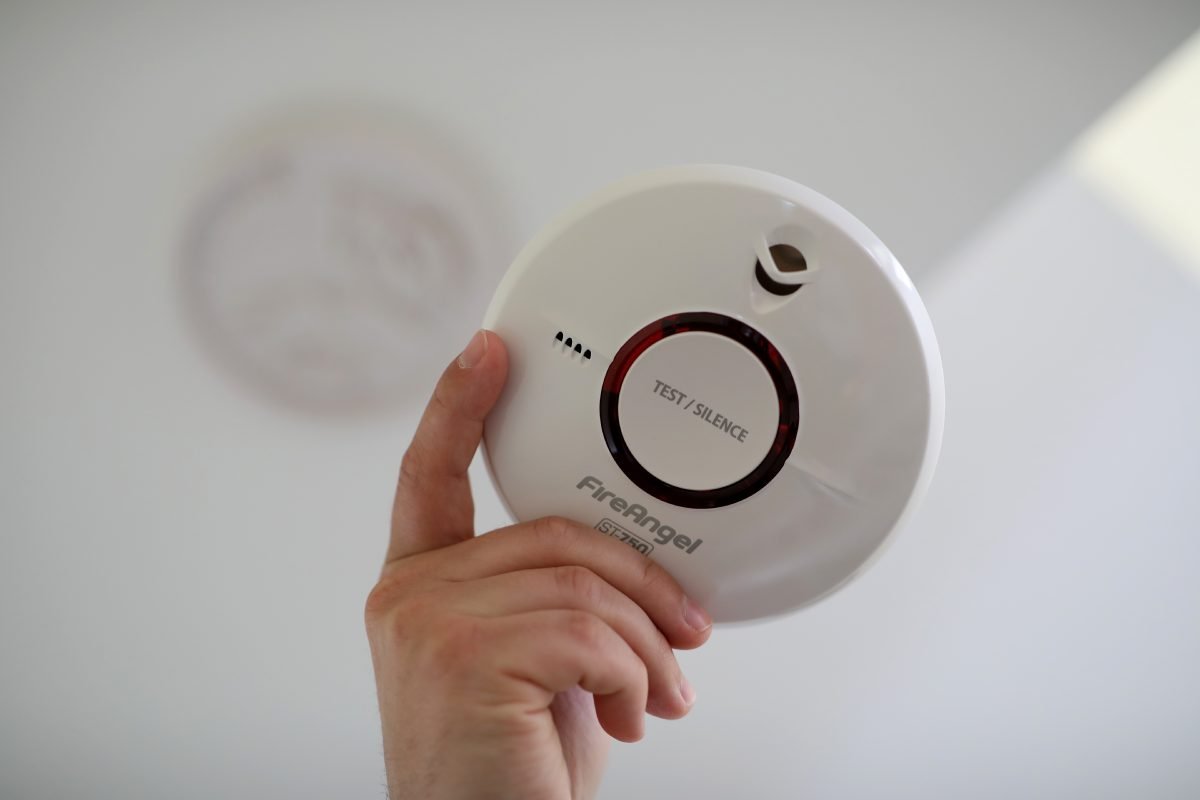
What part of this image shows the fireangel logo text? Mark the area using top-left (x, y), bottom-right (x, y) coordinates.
top-left (576, 476), bottom-right (703, 554)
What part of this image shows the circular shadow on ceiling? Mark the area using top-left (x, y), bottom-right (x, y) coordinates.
top-left (179, 109), bottom-right (511, 418)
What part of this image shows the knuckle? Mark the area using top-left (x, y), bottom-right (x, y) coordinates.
top-left (561, 610), bottom-right (603, 648)
top-left (536, 515), bottom-right (575, 538)
top-left (430, 379), bottom-right (456, 416)
top-left (639, 554), bottom-right (674, 594)
top-left (531, 515), bottom-right (576, 549)
top-left (554, 565), bottom-right (603, 604)
top-left (363, 575), bottom-right (403, 622)
top-left (363, 568), bottom-right (432, 631)
top-left (654, 632), bottom-right (680, 674)
top-left (397, 446), bottom-right (425, 492)
top-left (636, 660), bottom-right (651, 693)
top-left (634, 611), bottom-right (677, 677)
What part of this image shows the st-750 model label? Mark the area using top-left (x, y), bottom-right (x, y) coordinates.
top-left (578, 475), bottom-right (704, 554)
top-left (595, 518), bottom-right (655, 555)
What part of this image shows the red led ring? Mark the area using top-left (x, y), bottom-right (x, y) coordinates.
top-left (599, 311), bottom-right (799, 509)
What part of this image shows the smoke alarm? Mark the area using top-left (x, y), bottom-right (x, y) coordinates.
top-left (481, 165), bottom-right (943, 622)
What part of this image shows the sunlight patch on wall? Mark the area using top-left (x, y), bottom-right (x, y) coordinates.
top-left (1073, 29), bottom-right (1200, 284)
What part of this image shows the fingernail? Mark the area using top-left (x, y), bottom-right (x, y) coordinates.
top-left (680, 674), bottom-right (696, 707)
top-left (458, 329), bottom-right (488, 369)
top-left (682, 596), bottom-right (712, 633)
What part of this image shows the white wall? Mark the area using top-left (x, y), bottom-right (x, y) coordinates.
top-left (2, 3), bottom-right (1199, 798)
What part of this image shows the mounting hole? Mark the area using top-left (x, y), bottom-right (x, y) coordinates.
top-left (755, 260), bottom-right (802, 296)
top-left (755, 243), bottom-right (808, 296)
top-left (769, 244), bottom-right (807, 273)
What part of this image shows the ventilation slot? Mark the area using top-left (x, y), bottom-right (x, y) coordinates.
top-left (554, 331), bottom-right (592, 360)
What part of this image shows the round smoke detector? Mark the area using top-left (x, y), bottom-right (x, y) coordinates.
top-left (180, 114), bottom-right (509, 416)
top-left (481, 165), bottom-right (944, 623)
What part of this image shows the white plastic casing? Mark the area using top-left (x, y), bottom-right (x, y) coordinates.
top-left (481, 165), bottom-right (944, 623)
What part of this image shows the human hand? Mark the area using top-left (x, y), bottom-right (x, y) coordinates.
top-left (365, 329), bottom-right (713, 800)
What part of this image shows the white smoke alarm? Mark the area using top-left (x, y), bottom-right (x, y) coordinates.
top-left (482, 165), bottom-right (943, 622)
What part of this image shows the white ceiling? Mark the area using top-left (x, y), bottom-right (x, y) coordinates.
top-left (2, 3), bottom-right (1199, 798)
top-left (3, 1), bottom-right (1198, 282)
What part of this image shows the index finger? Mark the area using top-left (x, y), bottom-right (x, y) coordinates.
top-left (387, 329), bottom-right (509, 563)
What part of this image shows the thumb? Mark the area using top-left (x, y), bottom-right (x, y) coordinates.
top-left (386, 329), bottom-right (508, 563)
